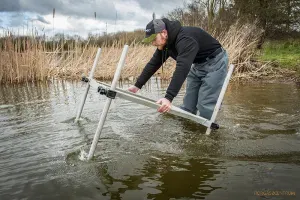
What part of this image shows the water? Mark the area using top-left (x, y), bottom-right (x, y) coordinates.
top-left (0, 79), bottom-right (299, 200)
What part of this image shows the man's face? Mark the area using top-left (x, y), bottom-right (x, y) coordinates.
top-left (152, 30), bottom-right (168, 50)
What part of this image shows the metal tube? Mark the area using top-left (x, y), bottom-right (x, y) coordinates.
top-left (87, 45), bottom-right (129, 160)
top-left (75, 48), bottom-right (102, 122)
top-left (205, 64), bottom-right (234, 135)
top-left (88, 79), bottom-right (212, 128)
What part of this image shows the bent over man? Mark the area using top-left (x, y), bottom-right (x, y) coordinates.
top-left (128, 18), bottom-right (228, 120)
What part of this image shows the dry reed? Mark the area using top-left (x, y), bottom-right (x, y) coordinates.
top-left (0, 23), bottom-right (285, 84)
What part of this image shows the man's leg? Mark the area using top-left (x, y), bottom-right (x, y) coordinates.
top-left (181, 64), bottom-right (204, 114)
top-left (197, 52), bottom-right (229, 119)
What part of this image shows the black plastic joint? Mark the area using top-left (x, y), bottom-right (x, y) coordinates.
top-left (106, 90), bottom-right (116, 99)
top-left (81, 76), bottom-right (89, 83)
top-left (97, 86), bottom-right (116, 99)
top-left (210, 123), bottom-right (219, 130)
top-left (97, 86), bottom-right (106, 95)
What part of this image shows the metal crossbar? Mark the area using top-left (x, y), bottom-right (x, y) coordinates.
top-left (88, 78), bottom-right (213, 127)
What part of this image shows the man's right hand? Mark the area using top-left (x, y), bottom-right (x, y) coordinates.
top-left (128, 85), bottom-right (140, 93)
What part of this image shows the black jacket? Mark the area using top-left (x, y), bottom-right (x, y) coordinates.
top-left (134, 18), bottom-right (221, 102)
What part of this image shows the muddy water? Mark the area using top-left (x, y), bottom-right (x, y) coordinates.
top-left (0, 79), bottom-right (299, 200)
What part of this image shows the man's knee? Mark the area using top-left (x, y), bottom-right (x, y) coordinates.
top-left (197, 104), bottom-right (213, 119)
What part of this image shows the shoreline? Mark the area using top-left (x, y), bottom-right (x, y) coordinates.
top-left (1, 68), bottom-right (299, 86)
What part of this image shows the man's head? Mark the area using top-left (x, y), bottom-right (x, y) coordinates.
top-left (142, 19), bottom-right (168, 50)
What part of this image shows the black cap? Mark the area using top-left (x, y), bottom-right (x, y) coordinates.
top-left (142, 19), bottom-right (166, 43)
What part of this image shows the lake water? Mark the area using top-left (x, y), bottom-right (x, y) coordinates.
top-left (0, 78), bottom-right (299, 199)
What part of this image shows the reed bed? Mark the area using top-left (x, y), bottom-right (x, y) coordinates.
top-left (0, 23), bottom-right (287, 84)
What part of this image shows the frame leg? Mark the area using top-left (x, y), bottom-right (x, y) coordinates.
top-left (87, 45), bottom-right (129, 160)
top-left (75, 48), bottom-right (102, 122)
top-left (205, 64), bottom-right (234, 135)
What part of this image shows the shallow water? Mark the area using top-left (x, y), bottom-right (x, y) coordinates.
top-left (0, 78), bottom-right (299, 200)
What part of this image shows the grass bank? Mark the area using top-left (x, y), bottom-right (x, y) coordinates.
top-left (258, 39), bottom-right (300, 77)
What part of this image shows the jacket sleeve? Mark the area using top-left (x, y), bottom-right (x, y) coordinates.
top-left (165, 37), bottom-right (199, 102)
top-left (134, 49), bottom-right (169, 89)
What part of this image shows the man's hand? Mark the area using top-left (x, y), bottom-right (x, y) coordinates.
top-left (156, 98), bottom-right (172, 113)
top-left (128, 85), bottom-right (139, 93)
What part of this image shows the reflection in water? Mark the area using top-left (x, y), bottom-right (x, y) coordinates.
top-left (97, 155), bottom-right (223, 200)
top-left (0, 80), bottom-right (300, 200)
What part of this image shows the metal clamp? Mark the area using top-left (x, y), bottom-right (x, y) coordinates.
top-left (210, 123), bottom-right (219, 130)
top-left (81, 76), bottom-right (89, 83)
top-left (97, 86), bottom-right (117, 99)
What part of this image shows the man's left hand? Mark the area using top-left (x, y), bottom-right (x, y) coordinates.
top-left (156, 98), bottom-right (172, 113)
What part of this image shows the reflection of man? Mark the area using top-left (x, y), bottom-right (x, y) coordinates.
top-left (128, 18), bottom-right (228, 120)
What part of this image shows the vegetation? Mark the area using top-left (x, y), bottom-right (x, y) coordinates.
top-left (166, 0), bottom-right (300, 40)
top-left (0, 22), bottom-right (264, 84)
top-left (258, 40), bottom-right (300, 72)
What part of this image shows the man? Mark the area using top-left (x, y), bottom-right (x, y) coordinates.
top-left (128, 18), bottom-right (228, 120)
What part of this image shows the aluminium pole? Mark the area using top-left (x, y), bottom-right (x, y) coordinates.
top-left (75, 48), bottom-right (102, 122)
top-left (87, 45), bottom-right (129, 160)
top-left (205, 64), bottom-right (234, 135)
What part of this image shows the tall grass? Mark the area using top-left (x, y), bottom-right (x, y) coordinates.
top-left (258, 39), bottom-right (300, 71)
top-left (0, 23), bottom-right (274, 84)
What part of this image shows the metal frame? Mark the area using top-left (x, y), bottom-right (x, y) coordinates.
top-left (75, 46), bottom-right (234, 160)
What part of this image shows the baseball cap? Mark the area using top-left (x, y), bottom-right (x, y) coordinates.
top-left (142, 19), bottom-right (166, 43)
